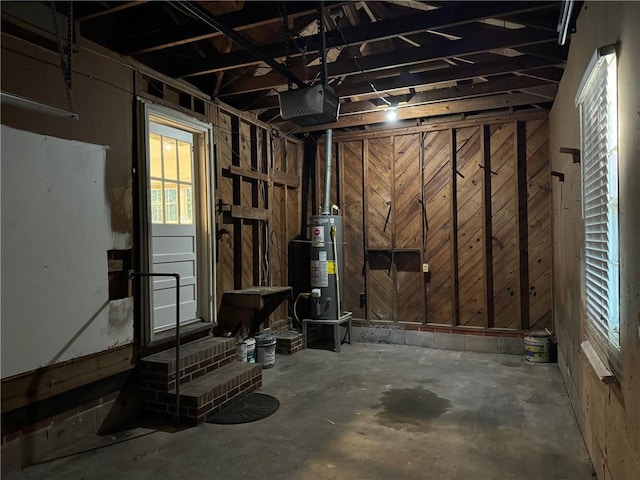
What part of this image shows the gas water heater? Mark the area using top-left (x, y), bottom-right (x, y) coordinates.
top-left (309, 214), bottom-right (344, 320)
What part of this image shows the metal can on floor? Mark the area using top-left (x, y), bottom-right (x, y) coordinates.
top-left (254, 332), bottom-right (277, 368)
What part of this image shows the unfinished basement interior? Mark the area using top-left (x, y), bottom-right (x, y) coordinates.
top-left (1, 1), bottom-right (638, 479)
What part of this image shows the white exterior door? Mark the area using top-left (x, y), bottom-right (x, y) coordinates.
top-left (148, 122), bottom-right (198, 332)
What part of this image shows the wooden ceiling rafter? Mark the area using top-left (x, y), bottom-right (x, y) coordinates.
top-left (238, 54), bottom-right (559, 112)
top-left (218, 26), bottom-right (558, 98)
top-left (258, 75), bottom-right (555, 123)
top-left (75, 0), bottom-right (149, 22)
top-left (173, 1), bottom-right (557, 78)
top-left (122, 3), bottom-right (323, 56)
top-left (66, 0), bottom-right (577, 132)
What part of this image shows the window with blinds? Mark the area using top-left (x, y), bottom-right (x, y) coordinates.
top-left (576, 46), bottom-right (620, 363)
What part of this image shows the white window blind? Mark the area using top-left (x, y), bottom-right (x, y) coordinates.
top-left (576, 47), bottom-right (620, 359)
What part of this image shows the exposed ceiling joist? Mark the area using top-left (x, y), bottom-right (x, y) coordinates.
top-left (76, 1), bottom-right (149, 22)
top-left (259, 75), bottom-right (554, 121)
top-left (220, 27), bottom-right (557, 97)
top-left (174, 1), bottom-right (556, 78)
top-left (242, 55), bottom-right (558, 111)
top-left (62, 0), bottom-right (577, 132)
top-left (122, 3), bottom-right (321, 56)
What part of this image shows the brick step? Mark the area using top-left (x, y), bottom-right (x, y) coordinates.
top-left (143, 362), bottom-right (262, 424)
top-left (139, 336), bottom-right (236, 392)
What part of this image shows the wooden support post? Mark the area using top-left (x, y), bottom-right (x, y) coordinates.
top-left (231, 116), bottom-right (243, 289)
top-left (250, 125), bottom-right (260, 287)
top-left (391, 136), bottom-right (397, 321)
top-left (420, 133), bottom-right (428, 323)
top-left (363, 139), bottom-right (370, 320)
top-left (481, 125), bottom-right (495, 328)
top-left (515, 121), bottom-right (530, 330)
top-left (450, 129), bottom-right (460, 327)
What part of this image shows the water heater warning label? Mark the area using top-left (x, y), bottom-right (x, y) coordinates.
top-left (311, 226), bottom-right (325, 246)
top-left (310, 260), bottom-right (328, 287)
top-left (327, 261), bottom-right (336, 274)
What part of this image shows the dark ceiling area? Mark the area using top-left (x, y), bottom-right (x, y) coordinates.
top-left (74, 1), bottom-right (581, 134)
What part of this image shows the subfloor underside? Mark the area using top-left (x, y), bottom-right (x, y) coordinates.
top-left (9, 343), bottom-right (593, 480)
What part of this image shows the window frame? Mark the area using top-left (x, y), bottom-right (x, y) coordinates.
top-left (575, 44), bottom-right (621, 375)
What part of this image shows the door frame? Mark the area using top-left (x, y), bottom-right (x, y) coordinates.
top-left (137, 99), bottom-right (216, 345)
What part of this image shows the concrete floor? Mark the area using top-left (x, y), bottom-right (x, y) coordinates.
top-left (9, 343), bottom-right (593, 480)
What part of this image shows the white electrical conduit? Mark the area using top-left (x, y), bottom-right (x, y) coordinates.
top-left (331, 225), bottom-right (341, 319)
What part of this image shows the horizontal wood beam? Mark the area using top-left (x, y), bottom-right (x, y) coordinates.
top-left (243, 55), bottom-right (558, 111)
top-left (122, 4), bottom-right (320, 55)
top-left (1, 345), bottom-right (134, 413)
top-left (228, 165), bottom-right (269, 182)
top-left (219, 27), bottom-right (556, 96)
top-left (176, 2), bottom-right (556, 77)
top-left (274, 170), bottom-right (300, 188)
top-left (294, 91), bottom-right (553, 132)
top-left (346, 76), bottom-right (554, 114)
top-left (231, 205), bottom-right (268, 220)
top-left (330, 109), bottom-right (549, 141)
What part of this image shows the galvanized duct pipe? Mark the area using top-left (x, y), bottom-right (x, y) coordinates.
top-left (322, 128), bottom-right (333, 214)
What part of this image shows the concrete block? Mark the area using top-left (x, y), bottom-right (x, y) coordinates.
top-left (47, 409), bottom-right (97, 454)
top-left (388, 328), bottom-right (406, 345)
top-left (405, 330), bottom-right (435, 348)
top-left (433, 333), bottom-right (466, 351)
top-left (20, 429), bottom-right (49, 467)
top-left (95, 400), bottom-right (116, 432)
top-left (464, 335), bottom-right (498, 353)
top-left (497, 336), bottom-right (525, 355)
top-left (2, 438), bottom-right (21, 475)
top-left (353, 326), bottom-right (405, 344)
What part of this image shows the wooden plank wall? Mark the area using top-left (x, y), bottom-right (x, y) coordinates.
top-left (328, 118), bottom-right (552, 332)
top-left (214, 107), bottom-right (302, 330)
top-left (365, 138), bottom-right (394, 321)
top-left (393, 135), bottom-right (425, 323)
top-left (424, 131), bottom-right (454, 325)
top-left (341, 141), bottom-right (365, 315)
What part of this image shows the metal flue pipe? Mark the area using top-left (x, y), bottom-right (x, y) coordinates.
top-left (322, 128), bottom-right (333, 214)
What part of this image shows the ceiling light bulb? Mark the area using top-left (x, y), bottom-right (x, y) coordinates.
top-left (386, 107), bottom-right (397, 122)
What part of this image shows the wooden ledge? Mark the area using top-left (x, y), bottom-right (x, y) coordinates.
top-left (580, 340), bottom-right (616, 385)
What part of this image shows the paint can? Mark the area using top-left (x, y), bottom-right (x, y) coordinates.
top-left (236, 341), bottom-right (247, 362)
top-left (245, 338), bottom-right (256, 363)
top-left (524, 331), bottom-right (551, 363)
top-left (254, 332), bottom-right (277, 368)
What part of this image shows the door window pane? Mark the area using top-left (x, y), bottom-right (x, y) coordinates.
top-left (163, 138), bottom-right (178, 180)
top-left (178, 141), bottom-right (192, 183)
top-left (180, 185), bottom-right (193, 224)
top-left (150, 180), bottom-right (163, 223)
top-left (150, 134), bottom-right (162, 178)
top-left (164, 182), bottom-right (178, 223)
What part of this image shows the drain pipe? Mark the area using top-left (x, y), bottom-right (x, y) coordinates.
top-left (322, 128), bottom-right (333, 214)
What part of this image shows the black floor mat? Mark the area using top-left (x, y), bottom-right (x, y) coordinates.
top-left (207, 393), bottom-right (280, 425)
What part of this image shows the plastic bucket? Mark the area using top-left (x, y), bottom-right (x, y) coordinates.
top-left (524, 331), bottom-right (551, 363)
top-left (254, 332), bottom-right (277, 368)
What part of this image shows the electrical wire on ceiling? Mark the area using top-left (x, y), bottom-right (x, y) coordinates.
top-left (333, 14), bottom-right (392, 106)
